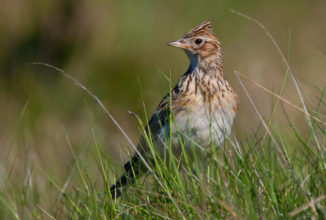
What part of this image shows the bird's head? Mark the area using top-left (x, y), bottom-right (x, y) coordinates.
top-left (168, 21), bottom-right (222, 66)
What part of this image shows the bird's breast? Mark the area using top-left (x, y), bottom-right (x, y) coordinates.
top-left (171, 76), bottom-right (238, 150)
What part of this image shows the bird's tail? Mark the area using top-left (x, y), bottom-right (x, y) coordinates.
top-left (110, 154), bottom-right (146, 198)
top-left (109, 173), bottom-right (128, 198)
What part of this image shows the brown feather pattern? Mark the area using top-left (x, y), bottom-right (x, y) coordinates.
top-left (110, 21), bottom-right (239, 198)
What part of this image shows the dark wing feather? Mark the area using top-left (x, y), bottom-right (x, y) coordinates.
top-left (110, 91), bottom-right (176, 197)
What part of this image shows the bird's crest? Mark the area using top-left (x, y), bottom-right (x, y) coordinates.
top-left (183, 21), bottom-right (215, 38)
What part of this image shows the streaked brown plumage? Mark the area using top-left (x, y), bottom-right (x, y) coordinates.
top-left (110, 21), bottom-right (239, 198)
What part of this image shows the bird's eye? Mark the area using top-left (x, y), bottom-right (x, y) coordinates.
top-left (195, 39), bottom-right (203, 45)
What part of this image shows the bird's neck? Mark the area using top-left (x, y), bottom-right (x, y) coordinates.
top-left (186, 51), bottom-right (223, 78)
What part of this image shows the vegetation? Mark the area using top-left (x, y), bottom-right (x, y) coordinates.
top-left (1, 1), bottom-right (326, 219)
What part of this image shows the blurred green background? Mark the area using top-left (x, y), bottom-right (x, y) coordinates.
top-left (0, 0), bottom-right (325, 197)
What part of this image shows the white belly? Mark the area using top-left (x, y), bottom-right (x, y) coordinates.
top-left (157, 96), bottom-right (236, 156)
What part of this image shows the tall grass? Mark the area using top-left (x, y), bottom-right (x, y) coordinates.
top-left (1, 12), bottom-right (326, 219)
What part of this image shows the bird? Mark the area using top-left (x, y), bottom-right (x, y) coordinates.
top-left (110, 21), bottom-right (239, 198)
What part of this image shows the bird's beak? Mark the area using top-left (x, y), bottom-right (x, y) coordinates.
top-left (167, 39), bottom-right (188, 49)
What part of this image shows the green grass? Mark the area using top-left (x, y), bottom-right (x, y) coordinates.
top-left (1, 64), bottom-right (325, 219)
top-left (1, 11), bottom-right (326, 220)
top-left (1, 99), bottom-right (326, 219)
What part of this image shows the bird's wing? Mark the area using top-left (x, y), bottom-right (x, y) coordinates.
top-left (136, 88), bottom-right (178, 156)
top-left (136, 74), bottom-right (193, 155)
top-left (110, 87), bottom-right (180, 196)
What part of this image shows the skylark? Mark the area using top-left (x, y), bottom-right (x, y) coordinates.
top-left (110, 21), bottom-right (239, 197)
